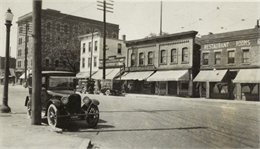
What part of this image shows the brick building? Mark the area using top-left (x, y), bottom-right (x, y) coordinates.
top-left (16, 9), bottom-right (119, 75)
top-left (194, 26), bottom-right (260, 101)
top-left (122, 31), bottom-right (201, 97)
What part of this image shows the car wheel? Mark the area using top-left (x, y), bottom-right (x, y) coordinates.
top-left (27, 100), bottom-right (31, 119)
top-left (47, 104), bottom-right (62, 128)
top-left (86, 105), bottom-right (99, 128)
top-left (105, 90), bottom-right (110, 96)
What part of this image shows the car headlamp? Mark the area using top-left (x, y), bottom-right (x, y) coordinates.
top-left (83, 96), bottom-right (91, 105)
top-left (61, 96), bottom-right (69, 105)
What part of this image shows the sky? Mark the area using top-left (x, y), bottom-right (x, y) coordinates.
top-left (0, 0), bottom-right (259, 57)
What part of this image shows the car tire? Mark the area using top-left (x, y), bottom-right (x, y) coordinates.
top-left (47, 104), bottom-right (62, 128)
top-left (86, 105), bottom-right (99, 128)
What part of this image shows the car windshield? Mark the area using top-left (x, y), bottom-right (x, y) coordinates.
top-left (49, 76), bottom-right (74, 90)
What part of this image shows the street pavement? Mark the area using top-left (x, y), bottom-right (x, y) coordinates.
top-left (0, 85), bottom-right (260, 149)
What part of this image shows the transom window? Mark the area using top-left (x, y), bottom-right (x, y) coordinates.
top-left (228, 51), bottom-right (235, 64)
top-left (148, 52), bottom-right (153, 65)
top-left (171, 49), bottom-right (177, 63)
top-left (242, 49), bottom-right (249, 63)
top-left (161, 50), bottom-right (166, 64)
top-left (139, 53), bottom-right (144, 65)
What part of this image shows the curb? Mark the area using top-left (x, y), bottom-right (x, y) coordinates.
top-left (79, 139), bottom-right (92, 149)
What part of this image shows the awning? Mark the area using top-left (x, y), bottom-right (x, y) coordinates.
top-left (233, 69), bottom-right (260, 83)
top-left (76, 71), bottom-right (96, 78)
top-left (147, 70), bottom-right (189, 82)
top-left (91, 68), bottom-right (120, 80)
top-left (120, 71), bottom-right (154, 81)
top-left (193, 70), bottom-right (227, 82)
top-left (19, 70), bottom-right (32, 79)
top-left (9, 69), bottom-right (15, 77)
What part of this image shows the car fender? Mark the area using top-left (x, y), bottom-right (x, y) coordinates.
top-left (91, 99), bottom-right (100, 106)
top-left (47, 99), bottom-right (61, 108)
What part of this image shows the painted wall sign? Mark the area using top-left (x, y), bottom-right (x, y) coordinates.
top-left (236, 40), bottom-right (250, 46)
top-left (204, 42), bottom-right (229, 50)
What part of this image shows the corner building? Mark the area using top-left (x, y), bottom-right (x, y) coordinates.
top-left (123, 31), bottom-right (200, 97)
top-left (194, 27), bottom-right (260, 101)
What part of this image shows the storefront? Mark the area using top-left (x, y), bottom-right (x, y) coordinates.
top-left (233, 68), bottom-right (260, 101)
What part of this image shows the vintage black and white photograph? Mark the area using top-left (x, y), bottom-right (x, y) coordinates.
top-left (0, 0), bottom-right (259, 148)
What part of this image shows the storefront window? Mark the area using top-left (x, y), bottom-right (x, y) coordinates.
top-left (180, 82), bottom-right (189, 90)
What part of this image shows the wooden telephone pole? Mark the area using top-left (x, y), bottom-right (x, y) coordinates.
top-left (31, 0), bottom-right (42, 125)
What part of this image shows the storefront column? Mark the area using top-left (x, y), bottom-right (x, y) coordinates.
top-left (188, 70), bottom-right (193, 97)
top-left (206, 81), bottom-right (210, 98)
top-left (236, 83), bottom-right (242, 100)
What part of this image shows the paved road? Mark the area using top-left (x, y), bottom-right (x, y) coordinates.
top-left (1, 85), bottom-right (259, 149)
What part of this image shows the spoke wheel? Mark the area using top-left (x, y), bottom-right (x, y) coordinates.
top-left (47, 104), bottom-right (62, 128)
top-left (86, 105), bottom-right (99, 128)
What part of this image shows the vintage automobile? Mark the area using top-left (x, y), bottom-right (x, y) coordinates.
top-left (25, 71), bottom-right (100, 128)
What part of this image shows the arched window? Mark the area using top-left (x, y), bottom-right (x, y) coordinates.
top-left (148, 52), bottom-right (153, 65)
top-left (139, 53), bottom-right (144, 65)
top-left (45, 59), bottom-right (50, 67)
top-left (112, 32), bottom-right (117, 38)
top-left (161, 50), bottom-right (166, 63)
top-left (171, 49), bottom-right (177, 63)
top-left (55, 60), bottom-right (59, 67)
top-left (182, 47), bottom-right (188, 62)
top-left (131, 53), bottom-right (135, 66)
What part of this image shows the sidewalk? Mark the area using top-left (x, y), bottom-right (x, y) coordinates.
top-left (0, 85), bottom-right (91, 149)
top-left (125, 93), bottom-right (260, 105)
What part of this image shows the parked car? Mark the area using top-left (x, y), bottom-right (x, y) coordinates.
top-left (76, 80), bottom-right (95, 94)
top-left (25, 71), bottom-right (100, 128)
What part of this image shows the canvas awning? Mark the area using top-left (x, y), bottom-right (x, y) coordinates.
top-left (193, 70), bottom-right (228, 82)
top-left (120, 71), bottom-right (154, 81)
top-left (19, 70), bottom-right (32, 79)
top-left (147, 70), bottom-right (189, 82)
top-left (91, 68), bottom-right (120, 80)
top-left (76, 71), bottom-right (96, 78)
top-left (233, 69), bottom-right (260, 83)
top-left (9, 68), bottom-right (15, 77)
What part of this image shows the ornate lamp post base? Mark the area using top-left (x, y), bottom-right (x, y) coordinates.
top-left (0, 105), bottom-right (11, 113)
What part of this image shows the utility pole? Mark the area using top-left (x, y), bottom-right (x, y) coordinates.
top-left (97, 0), bottom-right (113, 82)
top-left (89, 29), bottom-right (94, 81)
top-left (24, 22), bottom-right (29, 82)
top-left (31, 0), bottom-right (42, 125)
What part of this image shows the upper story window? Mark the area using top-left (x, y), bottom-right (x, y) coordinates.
top-left (228, 51), bottom-right (235, 64)
top-left (131, 53), bottom-right (135, 66)
top-left (182, 47), bottom-right (188, 62)
top-left (82, 58), bottom-right (85, 68)
top-left (171, 49), bottom-right (177, 63)
top-left (95, 41), bottom-right (98, 51)
top-left (94, 57), bottom-right (97, 67)
top-left (118, 43), bottom-right (122, 54)
top-left (19, 26), bottom-right (23, 34)
top-left (55, 60), bottom-right (59, 67)
top-left (19, 37), bottom-right (23, 45)
top-left (47, 22), bottom-right (51, 30)
top-left (45, 59), bottom-right (50, 67)
top-left (148, 52), bottom-right (153, 65)
top-left (139, 53), bottom-right (144, 65)
top-left (242, 49), bottom-right (249, 63)
top-left (88, 58), bottom-right (91, 67)
top-left (215, 52), bottom-right (221, 65)
top-left (161, 50), bottom-right (166, 64)
top-left (18, 49), bottom-right (22, 56)
top-left (89, 42), bottom-right (92, 52)
top-left (83, 43), bottom-right (86, 53)
top-left (202, 53), bottom-right (209, 65)
top-left (17, 60), bottom-right (21, 68)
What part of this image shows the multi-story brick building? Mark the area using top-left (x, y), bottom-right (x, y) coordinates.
top-left (194, 26), bottom-right (260, 101)
top-left (77, 33), bottom-right (127, 89)
top-left (122, 31), bottom-right (200, 97)
top-left (0, 56), bottom-right (16, 84)
top-left (16, 9), bottom-right (119, 75)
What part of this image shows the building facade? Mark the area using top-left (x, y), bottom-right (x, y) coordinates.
top-left (16, 9), bottom-right (119, 76)
top-left (194, 27), bottom-right (260, 101)
top-left (0, 56), bottom-right (16, 84)
top-left (77, 33), bottom-right (127, 89)
top-left (122, 31), bottom-right (200, 97)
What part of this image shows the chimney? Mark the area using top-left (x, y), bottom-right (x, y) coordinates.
top-left (122, 35), bottom-right (126, 41)
top-left (255, 19), bottom-right (259, 28)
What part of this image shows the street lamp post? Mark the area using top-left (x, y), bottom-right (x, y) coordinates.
top-left (0, 8), bottom-right (14, 113)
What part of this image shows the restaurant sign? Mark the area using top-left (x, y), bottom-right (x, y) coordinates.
top-left (204, 39), bottom-right (259, 50)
